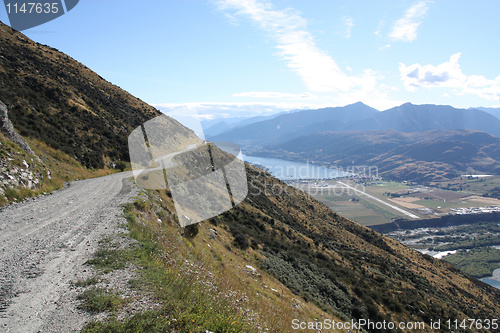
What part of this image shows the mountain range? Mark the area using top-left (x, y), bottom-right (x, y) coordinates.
top-left (210, 102), bottom-right (500, 148)
top-left (210, 102), bottom-right (379, 147)
top-left (1, 21), bottom-right (500, 331)
top-left (474, 106), bottom-right (500, 121)
top-left (209, 102), bottom-right (500, 181)
top-left (201, 110), bottom-right (299, 137)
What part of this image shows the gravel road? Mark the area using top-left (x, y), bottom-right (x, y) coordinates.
top-left (0, 172), bottom-right (138, 333)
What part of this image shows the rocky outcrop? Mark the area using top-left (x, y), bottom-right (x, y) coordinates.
top-left (0, 99), bottom-right (44, 196)
top-left (0, 100), bottom-right (40, 161)
top-left (0, 158), bottom-right (41, 192)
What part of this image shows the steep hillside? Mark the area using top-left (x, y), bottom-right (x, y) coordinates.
top-left (182, 163), bottom-right (500, 329)
top-left (258, 129), bottom-right (500, 182)
top-left (209, 102), bottom-right (378, 147)
top-left (0, 22), bottom-right (201, 205)
top-left (234, 166), bottom-right (500, 324)
top-left (0, 22), bottom-right (199, 169)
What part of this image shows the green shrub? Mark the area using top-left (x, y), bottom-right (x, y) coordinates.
top-left (77, 287), bottom-right (126, 313)
top-left (183, 223), bottom-right (199, 239)
top-left (233, 232), bottom-right (250, 250)
top-left (115, 161), bottom-right (127, 172)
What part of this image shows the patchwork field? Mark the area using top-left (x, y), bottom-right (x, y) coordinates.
top-left (312, 192), bottom-right (397, 226)
top-left (291, 176), bottom-right (500, 227)
top-left (388, 197), bottom-right (425, 209)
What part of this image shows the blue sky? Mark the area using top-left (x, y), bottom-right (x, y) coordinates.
top-left (2, 0), bottom-right (500, 119)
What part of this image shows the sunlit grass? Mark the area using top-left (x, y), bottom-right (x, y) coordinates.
top-left (79, 191), bottom-right (340, 333)
top-left (0, 136), bottom-right (119, 206)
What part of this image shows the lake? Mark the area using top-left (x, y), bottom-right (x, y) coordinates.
top-left (481, 267), bottom-right (500, 290)
top-left (243, 155), bottom-right (351, 180)
top-left (481, 278), bottom-right (500, 290)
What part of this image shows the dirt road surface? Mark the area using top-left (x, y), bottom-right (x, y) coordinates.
top-left (0, 172), bottom-right (137, 333)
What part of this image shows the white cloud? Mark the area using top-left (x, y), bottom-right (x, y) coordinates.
top-left (213, 0), bottom-right (402, 110)
top-left (399, 53), bottom-right (500, 101)
top-left (215, 0), bottom-right (376, 93)
top-left (389, 1), bottom-right (432, 42)
top-left (399, 53), bottom-right (465, 90)
top-left (343, 16), bottom-right (354, 39)
top-left (154, 96), bottom-right (404, 118)
top-left (232, 91), bottom-right (317, 99)
top-left (154, 102), bottom-right (315, 119)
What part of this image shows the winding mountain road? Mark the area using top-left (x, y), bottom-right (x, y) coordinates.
top-left (0, 172), bottom-right (137, 333)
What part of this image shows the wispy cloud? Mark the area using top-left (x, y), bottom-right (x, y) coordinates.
top-left (233, 91), bottom-right (317, 99)
top-left (399, 53), bottom-right (500, 101)
top-left (213, 0), bottom-right (401, 110)
top-left (215, 0), bottom-right (374, 93)
top-left (343, 16), bottom-right (354, 39)
top-left (389, 1), bottom-right (432, 42)
top-left (154, 102), bottom-right (317, 119)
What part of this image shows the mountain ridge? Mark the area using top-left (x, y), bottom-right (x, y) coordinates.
top-left (347, 103), bottom-right (500, 136)
top-left (210, 102), bottom-right (500, 150)
top-left (209, 102), bottom-right (379, 147)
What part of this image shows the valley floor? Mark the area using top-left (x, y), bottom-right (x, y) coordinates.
top-left (291, 176), bottom-right (500, 226)
top-left (291, 176), bottom-right (500, 289)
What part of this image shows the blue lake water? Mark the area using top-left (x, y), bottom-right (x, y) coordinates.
top-left (244, 155), bottom-right (351, 180)
top-left (481, 278), bottom-right (500, 290)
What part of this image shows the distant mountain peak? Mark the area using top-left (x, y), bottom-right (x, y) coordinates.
top-left (343, 101), bottom-right (378, 111)
top-left (347, 101), bottom-right (370, 107)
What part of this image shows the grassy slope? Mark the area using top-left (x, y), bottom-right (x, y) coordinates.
top-left (77, 165), bottom-right (500, 332)
top-left (0, 21), bottom-right (200, 205)
top-left (219, 166), bottom-right (500, 328)
top-left (77, 190), bottom-right (341, 333)
top-left (0, 131), bottom-right (119, 205)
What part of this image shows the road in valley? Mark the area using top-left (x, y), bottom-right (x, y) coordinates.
top-left (336, 181), bottom-right (420, 219)
top-left (0, 172), bottom-right (137, 333)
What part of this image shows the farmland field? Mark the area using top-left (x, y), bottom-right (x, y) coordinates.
top-left (290, 177), bottom-right (500, 227)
